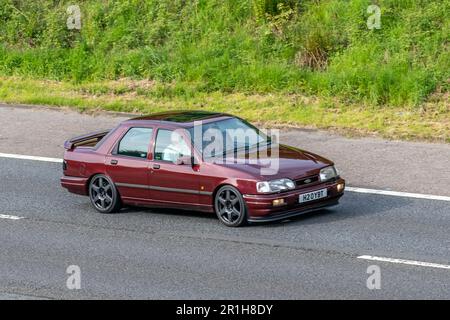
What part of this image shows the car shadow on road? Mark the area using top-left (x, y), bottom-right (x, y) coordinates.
top-left (250, 192), bottom-right (413, 228)
top-left (113, 192), bottom-right (412, 227)
top-left (119, 205), bottom-right (216, 220)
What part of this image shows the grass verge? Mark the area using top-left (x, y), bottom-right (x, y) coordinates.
top-left (0, 76), bottom-right (448, 143)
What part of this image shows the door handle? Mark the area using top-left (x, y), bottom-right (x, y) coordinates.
top-left (110, 159), bottom-right (118, 165)
top-left (153, 164), bottom-right (160, 169)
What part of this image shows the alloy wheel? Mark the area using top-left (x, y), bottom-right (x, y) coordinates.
top-left (90, 176), bottom-right (114, 211)
top-left (214, 186), bottom-right (247, 227)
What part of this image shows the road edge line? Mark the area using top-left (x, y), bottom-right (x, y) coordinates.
top-left (346, 187), bottom-right (450, 202)
top-left (0, 153), bottom-right (62, 163)
top-left (357, 255), bottom-right (450, 270)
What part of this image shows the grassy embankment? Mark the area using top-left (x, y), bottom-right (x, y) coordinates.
top-left (0, 0), bottom-right (448, 141)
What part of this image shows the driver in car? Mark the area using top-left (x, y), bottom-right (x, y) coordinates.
top-left (162, 130), bottom-right (191, 163)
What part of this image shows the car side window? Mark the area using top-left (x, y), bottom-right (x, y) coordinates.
top-left (117, 127), bottom-right (153, 158)
top-left (154, 129), bottom-right (191, 162)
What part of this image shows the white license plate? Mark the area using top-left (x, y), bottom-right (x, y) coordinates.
top-left (299, 188), bottom-right (328, 203)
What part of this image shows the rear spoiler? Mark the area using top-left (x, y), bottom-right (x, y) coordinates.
top-left (64, 130), bottom-right (110, 150)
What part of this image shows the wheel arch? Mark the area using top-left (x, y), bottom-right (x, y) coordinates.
top-left (85, 172), bottom-right (112, 195)
top-left (211, 183), bottom-right (250, 214)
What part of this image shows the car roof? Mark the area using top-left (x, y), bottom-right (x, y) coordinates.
top-left (125, 110), bottom-right (233, 127)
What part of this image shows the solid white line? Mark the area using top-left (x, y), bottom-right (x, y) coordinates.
top-left (0, 153), bottom-right (62, 163)
top-left (358, 255), bottom-right (450, 270)
top-left (1, 152), bottom-right (450, 202)
top-left (0, 214), bottom-right (25, 220)
top-left (346, 187), bottom-right (450, 202)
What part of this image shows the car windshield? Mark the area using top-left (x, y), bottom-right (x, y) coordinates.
top-left (187, 117), bottom-right (270, 158)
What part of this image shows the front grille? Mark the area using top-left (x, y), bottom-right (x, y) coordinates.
top-left (295, 175), bottom-right (319, 187)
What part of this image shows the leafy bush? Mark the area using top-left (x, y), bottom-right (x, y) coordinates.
top-left (0, 0), bottom-right (447, 106)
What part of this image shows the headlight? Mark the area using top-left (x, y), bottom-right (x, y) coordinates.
top-left (256, 178), bottom-right (295, 193)
top-left (320, 166), bottom-right (338, 182)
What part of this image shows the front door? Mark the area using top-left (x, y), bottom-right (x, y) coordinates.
top-left (106, 127), bottom-right (154, 202)
top-left (149, 128), bottom-right (200, 207)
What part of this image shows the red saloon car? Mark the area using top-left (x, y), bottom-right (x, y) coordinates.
top-left (61, 111), bottom-right (345, 227)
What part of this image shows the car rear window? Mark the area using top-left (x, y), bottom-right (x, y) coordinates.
top-left (117, 127), bottom-right (153, 158)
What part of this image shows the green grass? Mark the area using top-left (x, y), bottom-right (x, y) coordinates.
top-left (0, 77), bottom-right (448, 142)
top-left (0, 0), bottom-right (448, 141)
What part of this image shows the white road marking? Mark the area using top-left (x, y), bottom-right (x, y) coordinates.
top-left (1, 152), bottom-right (450, 202)
top-left (0, 292), bottom-right (48, 300)
top-left (0, 214), bottom-right (25, 220)
top-left (346, 187), bottom-right (450, 202)
top-left (358, 255), bottom-right (450, 270)
top-left (0, 152), bottom-right (62, 163)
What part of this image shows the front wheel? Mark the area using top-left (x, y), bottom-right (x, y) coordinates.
top-left (88, 174), bottom-right (121, 214)
top-left (214, 185), bottom-right (247, 227)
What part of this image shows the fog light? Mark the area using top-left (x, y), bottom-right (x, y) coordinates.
top-left (272, 199), bottom-right (285, 206)
top-left (337, 183), bottom-right (345, 192)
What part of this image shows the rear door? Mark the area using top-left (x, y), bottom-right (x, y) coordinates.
top-left (106, 127), bottom-right (154, 202)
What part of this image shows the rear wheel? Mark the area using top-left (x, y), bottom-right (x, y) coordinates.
top-left (89, 174), bottom-right (121, 214)
top-left (214, 185), bottom-right (247, 227)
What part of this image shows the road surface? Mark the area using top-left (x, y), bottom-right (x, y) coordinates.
top-left (0, 104), bottom-right (449, 299)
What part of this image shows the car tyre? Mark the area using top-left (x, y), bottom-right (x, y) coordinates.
top-left (214, 185), bottom-right (247, 227)
top-left (88, 174), bottom-right (121, 214)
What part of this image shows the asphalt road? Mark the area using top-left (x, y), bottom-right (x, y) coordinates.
top-left (0, 157), bottom-right (449, 299)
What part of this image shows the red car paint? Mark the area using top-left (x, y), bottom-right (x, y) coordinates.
top-left (61, 111), bottom-right (345, 222)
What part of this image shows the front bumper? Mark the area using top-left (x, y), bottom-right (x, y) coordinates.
top-left (244, 178), bottom-right (345, 223)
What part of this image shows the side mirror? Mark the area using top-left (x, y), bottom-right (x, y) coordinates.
top-left (176, 155), bottom-right (192, 165)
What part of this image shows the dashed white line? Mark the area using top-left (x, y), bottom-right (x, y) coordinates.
top-left (358, 255), bottom-right (450, 270)
top-left (1, 152), bottom-right (450, 202)
top-left (346, 187), bottom-right (450, 202)
top-left (0, 214), bottom-right (25, 220)
top-left (0, 152), bottom-right (62, 163)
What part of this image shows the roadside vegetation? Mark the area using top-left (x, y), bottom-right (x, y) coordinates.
top-left (0, 0), bottom-right (448, 141)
